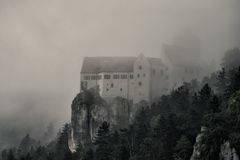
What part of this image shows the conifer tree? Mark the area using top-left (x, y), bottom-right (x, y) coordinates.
top-left (54, 123), bottom-right (72, 160)
top-left (7, 150), bottom-right (16, 160)
top-left (173, 135), bottom-right (193, 160)
top-left (95, 121), bottom-right (113, 160)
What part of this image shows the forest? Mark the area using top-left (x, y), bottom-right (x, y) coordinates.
top-left (1, 48), bottom-right (240, 160)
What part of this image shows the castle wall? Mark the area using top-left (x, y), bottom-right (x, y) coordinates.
top-left (80, 73), bottom-right (103, 90)
top-left (133, 55), bottom-right (151, 104)
top-left (80, 55), bottom-right (170, 104)
top-left (170, 66), bottom-right (201, 89)
top-left (100, 72), bottom-right (134, 100)
top-left (81, 72), bottom-right (134, 101)
top-left (150, 62), bottom-right (170, 101)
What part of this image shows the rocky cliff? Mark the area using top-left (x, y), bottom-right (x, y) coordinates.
top-left (68, 88), bottom-right (132, 152)
top-left (190, 127), bottom-right (239, 160)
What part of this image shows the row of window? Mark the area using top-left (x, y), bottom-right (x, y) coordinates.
top-left (84, 74), bottom-right (134, 80)
top-left (84, 73), bottom-right (168, 81)
top-left (152, 69), bottom-right (165, 76)
top-left (137, 73), bottom-right (146, 78)
top-left (106, 87), bottom-right (124, 92)
top-left (138, 65), bottom-right (169, 71)
top-left (84, 75), bottom-right (102, 80)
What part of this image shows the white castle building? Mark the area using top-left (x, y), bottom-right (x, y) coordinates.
top-left (80, 54), bottom-right (170, 104)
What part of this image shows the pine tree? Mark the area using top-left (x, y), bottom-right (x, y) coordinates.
top-left (133, 107), bottom-right (151, 152)
top-left (2, 149), bottom-right (8, 160)
top-left (7, 150), bottom-right (16, 160)
top-left (225, 67), bottom-right (240, 98)
top-left (95, 121), bottom-right (113, 160)
top-left (173, 135), bottom-right (193, 160)
top-left (82, 148), bottom-right (94, 160)
top-left (209, 95), bottom-right (220, 113)
top-left (216, 68), bottom-right (228, 96)
top-left (197, 84), bottom-right (213, 113)
top-left (19, 134), bottom-right (37, 156)
top-left (54, 123), bottom-right (72, 160)
top-left (152, 116), bottom-right (171, 160)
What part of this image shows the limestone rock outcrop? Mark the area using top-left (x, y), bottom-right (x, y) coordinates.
top-left (68, 88), bottom-right (132, 152)
top-left (190, 127), bottom-right (207, 160)
top-left (190, 127), bottom-right (239, 160)
top-left (219, 141), bottom-right (239, 160)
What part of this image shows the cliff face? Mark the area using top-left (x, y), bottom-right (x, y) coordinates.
top-left (220, 141), bottom-right (239, 160)
top-left (190, 127), bottom-right (239, 160)
top-left (68, 89), bottom-right (132, 152)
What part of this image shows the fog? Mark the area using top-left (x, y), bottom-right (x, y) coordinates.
top-left (0, 0), bottom-right (239, 148)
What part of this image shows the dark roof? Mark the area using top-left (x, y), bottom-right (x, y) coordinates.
top-left (163, 44), bottom-right (201, 67)
top-left (81, 57), bottom-right (136, 73)
top-left (81, 56), bottom-right (163, 73)
top-left (147, 58), bottom-right (164, 66)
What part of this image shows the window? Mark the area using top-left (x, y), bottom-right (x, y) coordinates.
top-left (143, 73), bottom-right (146, 77)
top-left (139, 65), bottom-right (142, 70)
top-left (152, 69), bottom-right (156, 75)
top-left (121, 74), bottom-right (127, 79)
top-left (138, 82), bottom-right (142, 86)
top-left (137, 74), bottom-right (140, 78)
top-left (84, 76), bottom-right (90, 80)
top-left (104, 74), bottom-right (111, 79)
top-left (91, 75), bottom-right (97, 80)
top-left (113, 74), bottom-right (119, 79)
top-left (106, 88), bottom-right (109, 91)
top-left (130, 74), bottom-right (134, 79)
top-left (160, 70), bottom-right (164, 76)
top-left (120, 88), bottom-right (123, 91)
top-left (111, 83), bottom-right (114, 88)
top-left (166, 75), bottom-right (169, 80)
top-left (97, 75), bottom-right (102, 80)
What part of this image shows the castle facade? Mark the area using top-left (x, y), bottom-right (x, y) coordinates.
top-left (80, 54), bottom-right (170, 104)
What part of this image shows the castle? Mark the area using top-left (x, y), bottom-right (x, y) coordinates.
top-left (70, 49), bottom-right (214, 152)
top-left (80, 54), bottom-right (170, 104)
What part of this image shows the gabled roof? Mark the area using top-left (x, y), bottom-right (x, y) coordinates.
top-left (147, 57), bottom-right (164, 67)
top-left (81, 57), bottom-right (136, 73)
top-left (81, 56), bottom-right (164, 73)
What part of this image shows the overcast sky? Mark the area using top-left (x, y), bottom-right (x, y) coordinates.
top-left (0, 0), bottom-right (239, 147)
